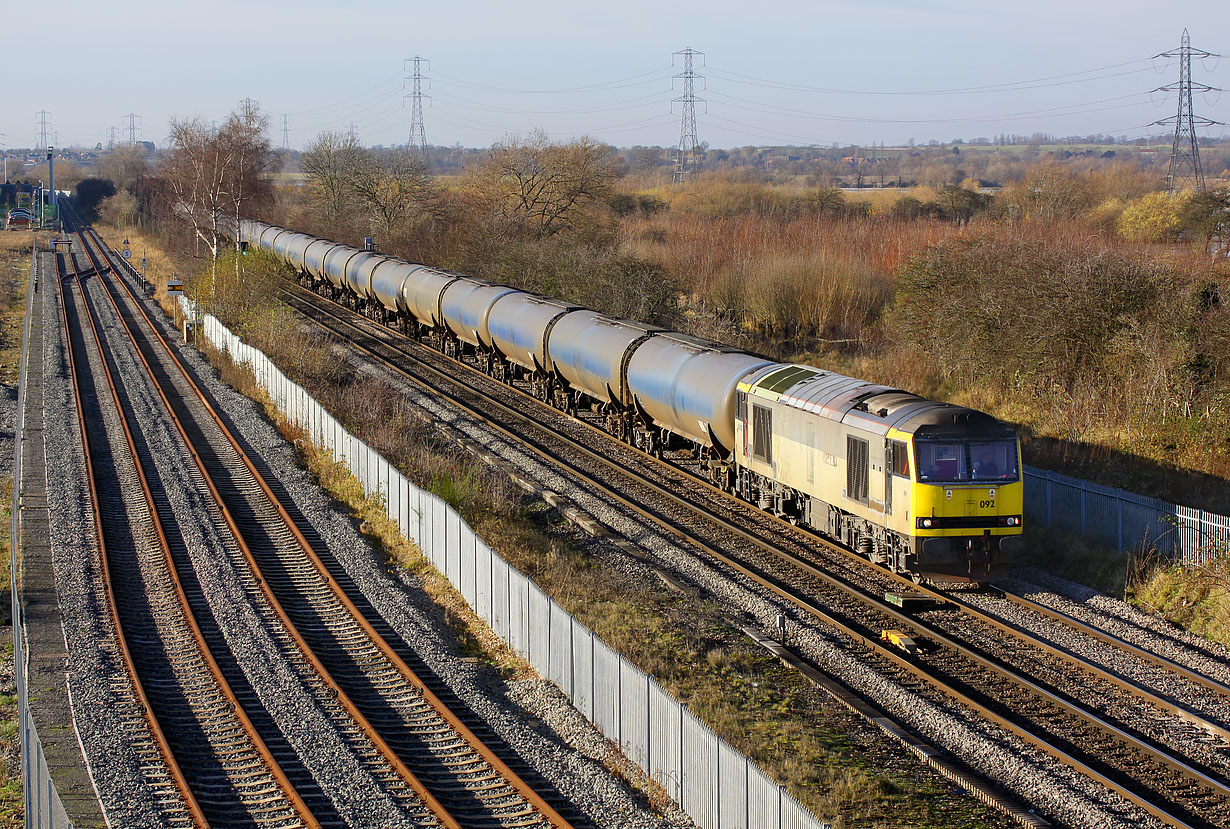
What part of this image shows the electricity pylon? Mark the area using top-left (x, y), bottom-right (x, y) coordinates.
top-left (1153, 29), bottom-right (1222, 192)
top-left (673, 47), bottom-right (704, 184)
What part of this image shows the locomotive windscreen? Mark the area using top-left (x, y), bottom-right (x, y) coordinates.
top-left (915, 440), bottom-right (1018, 484)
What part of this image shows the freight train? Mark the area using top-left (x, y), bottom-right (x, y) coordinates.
top-left (235, 220), bottom-right (1024, 583)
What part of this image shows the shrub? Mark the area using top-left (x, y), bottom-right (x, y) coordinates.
top-left (1117, 191), bottom-right (1190, 243)
top-left (895, 233), bottom-right (1182, 393)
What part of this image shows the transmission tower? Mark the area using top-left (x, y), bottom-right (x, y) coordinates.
top-left (672, 48), bottom-right (704, 184)
top-left (282, 115), bottom-right (291, 150)
top-left (108, 126), bottom-right (118, 151)
top-left (1153, 30), bottom-right (1222, 192)
top-left (238, 97), bottom-right (259, 126)
top-left (404, 56), bottom-right (431, 160)
top-left (124, 113), bottom-right (142, 145)
top-left (35, 110), bottom-right (52, 149)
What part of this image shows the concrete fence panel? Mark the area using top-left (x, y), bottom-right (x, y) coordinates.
top-left (649, 680), bottom-right (683, 803)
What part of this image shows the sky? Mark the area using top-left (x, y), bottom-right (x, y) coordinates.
top-left (7, 0), bottom-right (1230, 153)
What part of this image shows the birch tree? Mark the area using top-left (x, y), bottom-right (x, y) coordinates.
top-left (162, 111), bottom-right (276, 285)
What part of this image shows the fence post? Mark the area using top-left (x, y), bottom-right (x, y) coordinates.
top-left (1117, 498), bottom-right (1123, 554)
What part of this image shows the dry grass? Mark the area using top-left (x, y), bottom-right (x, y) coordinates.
top-left (0, 234), bottom-right (35, 255)
top-left (844, 187), bottom-right (942, 215)
top-left (94, 224), bottom-right (180, 300)
top-left (1130, 553), bottom-right (1230, 648)
top-left (624, 213), bottom-right (956, 355)
top-left (0, 236), bottom-right (26, 825)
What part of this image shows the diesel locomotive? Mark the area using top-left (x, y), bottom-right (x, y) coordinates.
top-left (234, 219), bottom-right (1024, 583)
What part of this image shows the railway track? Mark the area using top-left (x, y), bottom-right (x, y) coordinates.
top-left (58, 244), bottom-right (311, 827)
top-left (61, 214), bottom-right (581, 829)
top-left (277, 278), bottom-right (1230, 828)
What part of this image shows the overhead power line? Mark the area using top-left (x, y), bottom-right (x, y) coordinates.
top-left (703, 58), bottom-right (1161, 96)
top-left (429, 66), bottom-right (675, 95)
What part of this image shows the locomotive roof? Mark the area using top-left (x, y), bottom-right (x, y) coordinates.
top-left (743, 364), bottom-right (1013, 438)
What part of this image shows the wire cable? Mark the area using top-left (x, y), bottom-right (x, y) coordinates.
top-left (430, 66), bottom-right (676, 94)
top-left (703, 58), bottom-right (1160, 96)
top-left (285, 72), bottom-right (405, 116)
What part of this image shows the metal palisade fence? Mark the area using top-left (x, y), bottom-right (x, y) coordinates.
top-left (199, 312), bottom-right (830, 829)
top-left (1023, 467), bottom-right (1230, 565)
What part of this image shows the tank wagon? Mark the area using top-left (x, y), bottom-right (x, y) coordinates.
top-left (235, 219), bottom-right (1024, 583)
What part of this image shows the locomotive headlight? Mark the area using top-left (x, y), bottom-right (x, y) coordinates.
top-left (922, 518), bottom-right (933, 528)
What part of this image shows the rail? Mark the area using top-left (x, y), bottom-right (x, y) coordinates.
top-left (82, 225), bottom-right (575, 829)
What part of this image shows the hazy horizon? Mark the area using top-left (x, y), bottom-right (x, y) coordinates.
top-left (6, 0), bottom-right (1228, 153)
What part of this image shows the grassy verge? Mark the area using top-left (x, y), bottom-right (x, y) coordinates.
top-left (193, 313), bottom-right (1009, 827)
top-left (1023, 521), bottom-right (1230, 652)
top-left (1129, 553), bottom-right (1230, 648)
top-left (0, 231), bottom-right (33, 827)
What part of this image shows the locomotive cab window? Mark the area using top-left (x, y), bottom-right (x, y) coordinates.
top-left (915, 442), bottom-right (967, 483)
top-left (889, 440), bottom-right (910, 478)
top-left (751, 404), bottom-right (772, 464)
top-left (970, 441), bottom-right (1019, 481)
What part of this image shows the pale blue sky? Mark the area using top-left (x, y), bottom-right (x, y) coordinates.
top-left (9, 0), bottom-right (1229, 151)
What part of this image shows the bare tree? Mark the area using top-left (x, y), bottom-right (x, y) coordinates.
top-left (300, 131), bottom-right (365, 225)
top-left (345, 148), bottom-right (437, 237)
top-left (97, 144), bottom-right (150, 193)
top-left (163, 117), bottom-right (230, 272)
top-left (98, 191), bottom-right (139, 228)
top-left (219, 109), bottom-right (277, 275)
top-left (464, 132), bottom-right (618, 238)
top-left (162, 111), bottom-right (276, 286)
